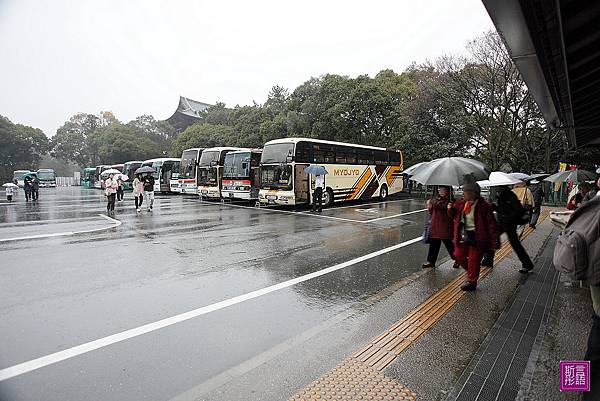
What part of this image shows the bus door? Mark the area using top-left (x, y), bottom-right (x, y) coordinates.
top-left (294, 164), bottom-right (310, 204)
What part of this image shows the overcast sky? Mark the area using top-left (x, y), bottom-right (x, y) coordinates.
top-left (0, 0), bottom-right (493, 137)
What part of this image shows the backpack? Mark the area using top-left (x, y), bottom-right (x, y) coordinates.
top-left (553, 196), bottom-right (600, 284)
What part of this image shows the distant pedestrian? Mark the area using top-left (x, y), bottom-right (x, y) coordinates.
top-left (116, 176), bottom-right (125, 202)
top-left (530, 183), bottom-right (545, 229)
top-left (4, 185), bottom-right (15, 202)
top-left (567, 182), bottom-right (591, 210)
top-left (312, 173), bottom-right (324, 212)
top-left (132, 174), bottom-right (144, 213)
top-left (31, 175), bottom-right (39, 201)
top-left (104, 173), bottom-right (117, 214)
top-left (422, 186), bottom-right (459, 269)
top-left (449, 183), bottom-right (499, 291)
top-left (494, 185), bottom-right (535, 273)
top-left (23, 176), bottom-right (33, 201)
top-left (142, 174), bottom-right (155, 211)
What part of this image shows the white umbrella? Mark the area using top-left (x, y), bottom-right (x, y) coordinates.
top-left (2, 183), bottom-right (19, 188)
top-left (100, 169), bottom-right (123, 177)
top-left (509, 172), bottom-right (532, 181)
top-left (403, 162), bottom-right (429, 176)
top-left (483, 171), bottom-right (523, 186)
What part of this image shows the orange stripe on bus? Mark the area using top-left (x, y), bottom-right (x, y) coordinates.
top-left (349, 168), bottom-right (373, 200)
top-left (386, 166), bottom-right (402, 186)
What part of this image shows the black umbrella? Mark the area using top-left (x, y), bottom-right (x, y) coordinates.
top-left (135, 166), bottom-right (155, 174)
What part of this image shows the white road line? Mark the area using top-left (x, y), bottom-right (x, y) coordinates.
top-left (0, 235), bottom-right (422, 381)
top-left (325, 197), bottom-right (416, 211)
top-left (0, 214), bottom-right (121, 243)
top-left (364, 208), bottom-right (427, 222)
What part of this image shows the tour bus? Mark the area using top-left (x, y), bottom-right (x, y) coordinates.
top-left (140, 158), bottom-right (181, 193)
top-left (13, 170), bottom-right (30, 187)
top-left (169, 160), bottom-right (181, 193)
top-left (258, 138), bottom-right (404, 207)
top-left (82, 168), bottom-right (96, 188)
top-left (197, 147), bottom-right (244, 199)
top-left (122, 161), bottom-right (143, 190)
top-left (94, 165), bottom-right (110, 188)
top-left (221, 149), bottom-right (263, 200)
top-left (110, 163), bottom-right (124, 173)
top-left (178, 148), bottom-right (205, 194)
top-left (36, 169), bottom-right (57, 187)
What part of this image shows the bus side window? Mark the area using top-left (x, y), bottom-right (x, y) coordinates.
top-left (374, 151), bottom-right (388, 165)
top-left (296, 142), bottom-right (310, 163)
top-left (346, 149), bottom-right (357, 164)
top-left (313, 146), bottom-right (325, 163)
top-left (324, 150), bottom-right (334, 163)
top-left (388, 151), bottom-right (401, 166)
top-left (358, 150), bottom-right (373, 165)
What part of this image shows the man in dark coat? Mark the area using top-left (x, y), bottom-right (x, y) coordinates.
top-left (495, 185), bottom-right (534, 273)
top-left (422, 186), bottom-right (459, 269)
top-left (450, 183), bottom-right (499, 291)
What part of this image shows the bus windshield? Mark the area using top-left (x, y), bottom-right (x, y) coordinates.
top-left (223, 152), bottom-right (251, 179)
top-left (260, 165), bottom-right (293, 190)
top-left (199, 151), bottom-right (220, 167)
top-left (150, 162), bottom-right (163, 179)
top-left (37, 170), bottom-right (56, 180)
top-left (198, 167), bottom-right (217, 185)
top-left (180, 150), bottom-right (198, 179)
top-left (261, 143), bottom-right (295, 164)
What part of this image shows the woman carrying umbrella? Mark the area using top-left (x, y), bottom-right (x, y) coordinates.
top-left (104, 173), bottom-right (118, 214)
top-left (422, 186), bottom-right (459, 269)
top-left (3, 183), bottom-right (18, 202)
top-left (132, 173), bottom-right (144, 213)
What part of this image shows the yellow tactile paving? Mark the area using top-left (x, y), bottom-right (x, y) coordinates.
top-left (289, 358), bottom-right (418, 401)
top-left (289, 210), bottom-right (549, 400)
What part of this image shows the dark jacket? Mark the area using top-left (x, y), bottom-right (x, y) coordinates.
top-left (495, 189), bottom-right (525, 228)
top-left (428, 197), bottom-right (453, 240)
top-left (450, 197), bottom-right (499, 252)
top-left (143, 176), bottom-right (155, 192)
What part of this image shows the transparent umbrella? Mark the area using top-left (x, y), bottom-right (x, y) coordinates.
top-left (544, 169), bottom-right (597, 183)
top-left (410, 157), bottom-right (489, 187)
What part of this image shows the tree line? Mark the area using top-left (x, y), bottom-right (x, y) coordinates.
top-left (2, 31), bottom-right (597, 184)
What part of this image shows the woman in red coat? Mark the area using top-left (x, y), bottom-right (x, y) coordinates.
top-left (422, 186), bottom-right (460, 269)
top-left (449, 183), bottom-right (500, 291)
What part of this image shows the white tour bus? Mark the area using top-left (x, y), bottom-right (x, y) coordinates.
top-left (178, 148), bottom-right (205, 194)
top-left (221, 149), bottom-right (263, 200)
top-left (197, 147), bottom-right (244, 199)
top-left (258, 138), bottom-right (404, 207)
top-left (140, 158), bottom-right (181, 193)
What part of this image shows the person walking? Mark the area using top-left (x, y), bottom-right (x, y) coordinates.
top-left (449, 183), bottom-right (499, 291)
top-left (104, 173), bottom-right (117, 214)
top-left (494, 184), bottom-right (535, 273)
top-left (5, 185), bottom-right (15, 202)
top-left (312, 173), bottom-right (324, 212)
top-left (116, 176), bottom-right (125, 202)
top-left (132, 174), bottom-right (144, 213)
top-left (31, 175), bottom-right (40, 201)
top-left (23, 175), bottom-right (33, 201)
top-left (422, 186), bottom-right (459, 269)
top-left (142, 174), bottom-right (155, 211)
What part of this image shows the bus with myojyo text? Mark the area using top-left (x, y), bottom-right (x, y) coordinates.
top-left (178, 148), bottom-right (205, 194)
top-left (221, 148), bottom-right (262, 201)
top-left (258, 138), bottom-right (404, 207)
top-left (197, 147), bottom-right (244, 199)
top-left (140, 158), bottom-right (181, 193)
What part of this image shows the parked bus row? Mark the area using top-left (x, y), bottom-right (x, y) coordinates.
top-left (79, 138), bottom-right (404, 208)
top-left (12, 169), bottom-right (57, 187)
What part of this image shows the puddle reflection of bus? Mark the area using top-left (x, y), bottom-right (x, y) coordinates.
top-left (178, 148), bottom-right (205, 195)
top-left (197, 147), bottom-right (243, 199)
top-left (122, 161), bottom-right (143, 190)
top-left (94, 165), bottom-right (111, 188)
top-left (13, 170), bottom-right (31, 187)
top-left (258, 138), bottom-right (403, 207)
top-left (221, 149), bottom-right (262, 201)
top-left (82, 168), bottom-right (96, 188)
top-left (140, 158), bottom-right (180, 193)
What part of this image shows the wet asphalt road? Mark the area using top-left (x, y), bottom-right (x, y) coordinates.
top-left (0, 187), bottom-right (439, 401)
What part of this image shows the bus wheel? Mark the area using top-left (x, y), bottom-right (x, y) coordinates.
top-left (380, 185), bottom-right (388, 201)
top-left (323, 188), bottom-right (334, 208)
